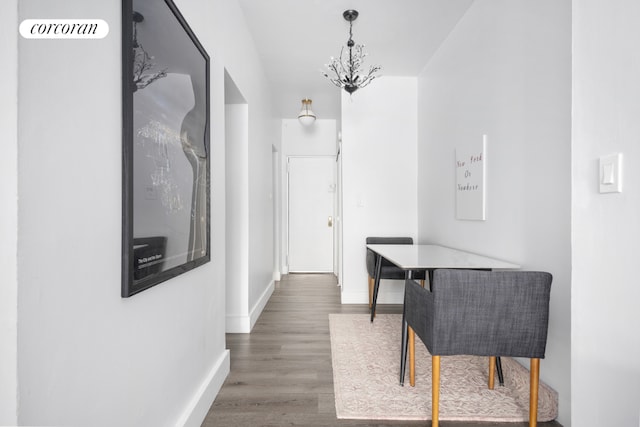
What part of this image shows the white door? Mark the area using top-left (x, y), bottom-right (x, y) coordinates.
top-left (288, 156), bottom-right (335, 272)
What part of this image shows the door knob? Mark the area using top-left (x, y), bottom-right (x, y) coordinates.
top-left (328, 216), bottom-right (333, 227)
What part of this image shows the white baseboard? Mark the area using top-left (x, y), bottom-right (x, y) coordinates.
top-left (340, 289), bottom-right (404, 305)
top-left (225, 314), bottom-right (250, 333)
top-left (341, 278), bottom-right (405, 305)
top-left (249, 280), bottom-right (274, 330)
top-left (225, 280), bottom-right (275, 333)
top-left (176, 349), bottom-right (230, 427)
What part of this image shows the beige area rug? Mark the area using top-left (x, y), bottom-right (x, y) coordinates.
top-left (329, 313), bottom-right (558, 422)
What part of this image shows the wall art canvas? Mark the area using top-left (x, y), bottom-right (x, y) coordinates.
top-left (122, 0), bottom-right (210, 297)
top-left (456, 136), bottom-right (486, 221)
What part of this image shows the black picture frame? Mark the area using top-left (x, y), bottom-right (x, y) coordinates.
top-left (122, 0), bottom-right (210, 297)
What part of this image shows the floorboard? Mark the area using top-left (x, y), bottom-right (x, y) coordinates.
top-left (201, 273), bottom-right (562, 427)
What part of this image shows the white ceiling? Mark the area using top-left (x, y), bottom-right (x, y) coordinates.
top-left (237, 0), bottom-right (475, 120)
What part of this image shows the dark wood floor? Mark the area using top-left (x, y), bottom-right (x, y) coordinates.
top-left (202, 273), bottom-right (562, 427)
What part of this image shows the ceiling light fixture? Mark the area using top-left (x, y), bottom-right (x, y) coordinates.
top-left (297, 98), bottom-right (316, 126)
top-left (322, 9), bottom-right (381, 94)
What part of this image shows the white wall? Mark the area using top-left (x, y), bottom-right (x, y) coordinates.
top-left (14, 0), bottom-right (276, 425)
top-left (244, 63), bottom-right (278, 338)
top-left (417, 0), bottom-right (571, 424)
top-left (282, 119), bottom-right (337, 157)
top-left (225, 103), bottom-right (250, 332)
top-left (572, 2), bottom-right (640, 426)
top-left (0, 1), bottom-right (18, 424)
top-left (341, 77), bottom-right (419, 304)
top-left (216, 0), bottom-right (280, 330)
top-left (220, 0), bottom-right (278, 333)
top-left (279, 119), bottom-right (337, 274)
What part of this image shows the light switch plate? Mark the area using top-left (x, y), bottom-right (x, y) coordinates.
top-left (599, 153), bottom-right (623, 193)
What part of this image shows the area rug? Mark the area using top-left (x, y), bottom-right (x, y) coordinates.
top-left (329, 313), bottom-right (558, 422)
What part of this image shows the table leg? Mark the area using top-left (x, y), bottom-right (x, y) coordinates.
top-left (399, 270), bottom-right (412, 385)
top-left (496, 356), bottom-right (504, 386)
top-left (370, 253), bottom-right (382, 322)
top-left (400, 308), bottom-right (408, 385)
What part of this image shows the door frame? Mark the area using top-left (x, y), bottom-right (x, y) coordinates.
top-left (284, 155), bottom-right (337, 273)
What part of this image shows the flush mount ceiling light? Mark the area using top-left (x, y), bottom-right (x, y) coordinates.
top-left (297, 98), bottom-right (316, 126)
top-left (322, 9), bottom-right (381, 94)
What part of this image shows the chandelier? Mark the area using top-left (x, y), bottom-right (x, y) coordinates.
top-left (322, 10), bottom-right (381, 94)
top-left (132, 11), bottom-right (167, 92)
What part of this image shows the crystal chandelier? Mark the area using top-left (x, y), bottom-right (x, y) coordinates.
top-left (132, 11), bottom-right (167, 92)
top-left (322, 10), bottom-right (381, 94)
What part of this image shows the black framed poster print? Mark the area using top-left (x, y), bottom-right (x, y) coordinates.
top-left (122, 0), bottom-right (210, 297)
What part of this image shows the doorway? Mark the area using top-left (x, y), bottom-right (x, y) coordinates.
top-left (287, 156), bottom-right (335, 272)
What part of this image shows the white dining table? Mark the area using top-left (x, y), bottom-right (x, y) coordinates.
top-left (365, 243), bottom-right (520, 386)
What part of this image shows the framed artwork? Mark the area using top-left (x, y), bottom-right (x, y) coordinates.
top-left (455, 135), bottom-right (486, 221)
top-left (122, 0), bottom-right (210, 297)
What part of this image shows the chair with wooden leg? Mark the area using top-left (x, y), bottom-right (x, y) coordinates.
top-left (404, 269), bottom-right (552, 427)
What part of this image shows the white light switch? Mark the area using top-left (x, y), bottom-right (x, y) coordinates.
top-left (599, 153), bottom-right (623, 193)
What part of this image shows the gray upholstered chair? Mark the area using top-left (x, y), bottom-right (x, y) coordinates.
top-left (366, 237), bottom-right (425, 318)
top-left (404, 269), bottom-right (552, 427)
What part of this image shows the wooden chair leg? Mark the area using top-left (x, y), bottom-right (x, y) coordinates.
top-left (530, 358), bottom-right (540, 427)
top-left (420, 279), bottom-right (425, 287)
top-left (488, 356), bottom-right (496, 390)
top-left (432, 355), bottom-right (440, 427)
top-left (368, 275), bottom-right (374, 309)
top-left (408, 326), bottom-right (416, 387)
